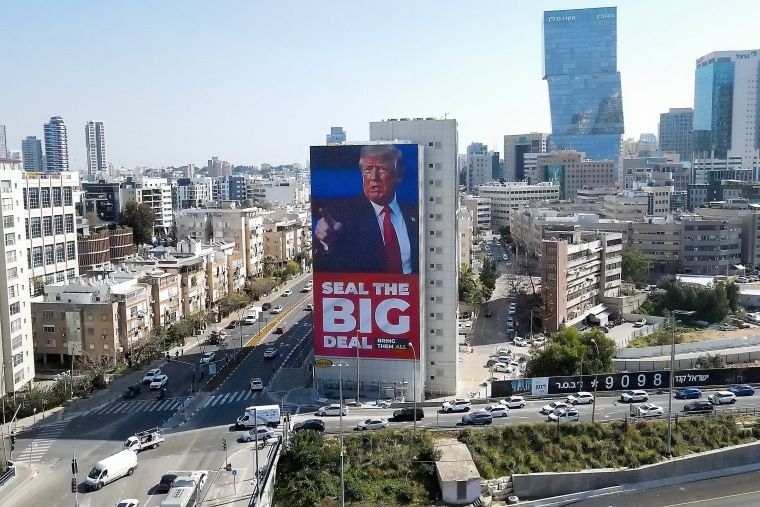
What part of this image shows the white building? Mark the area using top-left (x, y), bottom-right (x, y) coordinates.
top-left (85, 121), bottom-right (107, 179)
top-left (173, 177), bottom-right (213, 209)
top-left (120, 178), bottom-right (173, 238)
top-left (477, 181), bottom-right (560, 229)
top-left (250, 177), bottom-right (310, 205)
top-left (465, 142), bottom-right (496, 194)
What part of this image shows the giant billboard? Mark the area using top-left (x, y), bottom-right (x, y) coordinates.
top-left (311, 144), bottom-right (420, 360)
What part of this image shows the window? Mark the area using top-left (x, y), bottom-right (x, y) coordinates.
top-left (56, 244), bottom-right (64, 262)
top-left (45, 245), bottom-right (54, 265)
top-left (52, 187), bottom-right (61, 206)
top-left (2, 197), bottom-right (13, 211)
top-left (3, 215), bottom-right (13, 228)
top-left (42, 310), bottom-right (54, 319)
top-left (65, 214), bottom-right (74, 233)
top-left (63, 187), bottom-right (72, 206)
top-left (67, 268), bottom-right (75, 278)
top-left (41, 188), bottom-right (50, 208)
top-left (54, 215), bottom-right (63, 234)
top-left (0, 180), bottom-right (10, 193)
top-left (9, 302), bottom-right (20, 315)
top-left (30, 217), bottom-right (40, 238)
top-left (43, 325), bottom-right (55, 333)
top-left (4, 233), bottom-right (14, 246)
top-left (66, 241), bottom-right (75, 260)
top-left (11, 335), bottom-right (22, 350)
top-left (43, 216), bottom-right (52, 236)
top-left (28, 188), bottom-right (39, 208)
top-left (6, 250), bottom-right (16, 263)
top-left (33, 246), bottom-right (42, 267)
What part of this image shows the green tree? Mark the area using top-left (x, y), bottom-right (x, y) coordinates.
top-left (621, 247), bottom-right (652, 287)
top-left (118, 201), bottom-right (156, 244)
top-left (284, 259), bottom-right (300, 278)
top-left (458, 264), bottom-right (483, 306)
top-left (525, 328), bottom-right (615, 378)
top-left (478, 258), bottom-right (498, 302)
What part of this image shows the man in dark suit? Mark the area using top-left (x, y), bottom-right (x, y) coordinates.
top-left (314, 145), bottom-right (418, 274)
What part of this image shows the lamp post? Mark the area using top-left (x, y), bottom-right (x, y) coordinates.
top-left (355, 338), bottom-right (360, 403)
top-left (590, 338), bottom-right (599, 423)
top-left (408, 342), bottom-right (419, 431)
top-left (332, 361), bottom-right (349, 507)
top-left (667, 309), bottom-right (695, 458)
top-left (237, 308), bottom-right (244, 360)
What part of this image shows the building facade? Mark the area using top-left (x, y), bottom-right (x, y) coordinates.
top-left (85, 121), bottom-right (107, 179)
top-left (477, 182), bottom-right (560, 229)
top-left (659, 108), bottom-right (694, 162)
top-left (326, 127), bottom-right (346, 144)
top-left (43, 116), bottom-right (69, 172)
top-left (503, 133), bottom-right (548, 182)
top-left (21, 136), bottom-right (44, 172)
top-left (534, 151), bottom-right (615, 200)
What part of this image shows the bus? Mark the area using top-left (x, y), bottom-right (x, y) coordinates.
top-left (160, 486), bottom-right (197, 507)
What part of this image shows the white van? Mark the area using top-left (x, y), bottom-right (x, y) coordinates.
top-left (84, 450), bottom-right (138, 491)
top-left (236, 404), bottom-right (281, 428)
top-left (244, 308), bottom-right (258, 325)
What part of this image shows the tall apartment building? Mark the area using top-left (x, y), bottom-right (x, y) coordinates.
top-left (659, 108), bottom-right (694, 162)
top-left (693, 50), bottom-right (760, 182)
top-left (85, 121), bottom-right (107, 180)
top-left (533, 151), bottom-right (615, 200)
top-left (21, 136), bottom-right (44, 172)
top-left (0, 125), bottom-right (7, 159)
top-left (207, 157), bottom-right (233, 178)
top-left (326, 127), bottom-right (346, 144)
top-left (477, 182), bottom-right (560, 229)
top-left (173, 177), bottom-right (213, 209)
top-left (543, 7), bottom-right (624, 177)
top-left (370, 117), bottom-right (459, 398)
top-left (465, 142), bottom-right (498, 194)
top-left (43, 116), bottom-right (69, 172)
top-left (24, 171), bottom-right (81, 292)
top-left (503, 133), bottom-right (548, 182)
top-left (0, 160), bottom-right (35, 393)
top-left (119, 178), bottom-right (173, 238)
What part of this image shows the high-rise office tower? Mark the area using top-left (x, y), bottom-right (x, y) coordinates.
top-left (22, 136), bottom-right (45, 172)
top-left (543, 7), bottom-right (624, 177)
top-left (692, 50), bottom-right (760, 182)
top-left (85, 121), bottom-right (107, 179)
top-left (659, 108), bottom-right (693, 162)
top-left (0, 125), bottom-right (8, 159)
top-left (43, 116), bottom-right (69, 172)
top-left (326, 127), bottom-right (346, 144)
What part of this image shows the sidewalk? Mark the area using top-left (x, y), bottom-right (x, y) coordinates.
top-left (0, 459), bottom-right (39, 504)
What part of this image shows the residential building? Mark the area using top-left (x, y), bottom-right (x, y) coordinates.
top-left (659, 108), bottom-right (694, 162)
top-left (465, 143), bottom-right (499, 194)
top-left (207, 157), bottom-right (233, 178)
top-left (477, 181), bottom-right (560, 229)
top-left (0, 125), bottom-right (7, 159)
top-left (43, 116), bottom-right (69, 172)
top-left (78, 226), bottom-right (136, 271)
top-left (326, 127), bottom-right (346, 144)
top-left (81, 180), bottom-right (122, 222)
top-left (119, 178), bottom-right (173, 238)
top-left (460, 195), bottom-right (491, 234)
top-left (503, 133), bottom-right (548, 182)
top-left (173, 177), bottom-right (213, 209)
top-left (21, 136), bottom-right (44, 173)
top-left (628, 216), bottom-right (682, 276)
top-left (457, 206), bottom-right (474, 268)
top-left (85, 121), bottom-right (107, 179)
top-left (250, 177), bottom-right (310, 205)
top-left (680, 213), bottom-right (742, 275)
top-left (543, 7), bottom-right (624, 178)
top-left (138, 269), bottom-right (182, 329)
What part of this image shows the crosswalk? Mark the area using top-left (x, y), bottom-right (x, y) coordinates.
top-left (88, 398), bottom-right (187, 416)
top-left (15, 420), bottom-right (70, 463)
top-left (201, 389), bottom-right (259, 408)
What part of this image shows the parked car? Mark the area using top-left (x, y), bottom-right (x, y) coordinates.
top-left (566, 392), bottom-right (594, 405)
top-left (441, 398), bottom-right (471, 413)
top-left (461, 411), bottom-right (493, 425)
top-left (547, 408), bottom-right (580, 422)
top-left (481, 404), bottom-right (509, 418)
top-left (292, 419), bottom-right (325, 433)
top-left (509, 304), bottom-right (516, 316)
top-left (240, 426), bottom-right (275, 442)
top-left (392, 407), bottom-right (425, 421)
top-left (156, 473), bottom-right (178, 493)
top-left (226, 320), bottom-right (241, 329)
top-left (683, 401), bottom-right (714, 413)
top-left (676, 387), bottom-right (702, 399)
top-left (271, 305), bottom-right (283, 314)
top-left (514, 336), bottom-right (529, 347)
top-left (637, 404), bottom-right (664, 417)
top-left (709, 391), bottom-right (737, 405)
top-left (492, 362), bottom-right (512, 373)
top-left (484, 308), bottom-right (493, 318)
top-left (460, 311), bottom-right (472, 320)
top-left (149, 375), bottom-right (168, 390)
top-left (282, 289), bottom-right (292, 297)
top-left (317, 404), bottom-right (348, 416)
top-left (620, 390), bottom-right (649, 403)
top-left (142, 369), bottom-right (162, 384)
top-left (728, 385), bottom-right (755, 396)
top-left (356, 418), bottom-right (389, 431)
top-left (305, 304), bottom-right (314, 311)
top-left (501, 395), bottom-right (526, 409)
top-left (540, 401), bottom-right (569, 414)
top-left (633, 318), bottom-right (648, 327)
top-left (263, 348), bottom-right (278, 358)
top-left (532, 336), bottom-right (547, 347)
top-left (200, 351), bottom-right (216, 364)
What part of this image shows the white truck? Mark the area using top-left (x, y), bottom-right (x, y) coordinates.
top-left (236, 404), bottom-right (281, 428)
top-left (122, 427), bottom-right (164, 452)
top-left (244, 307), bottom-right (260, 325)
top-left (84, 450), bottom-right (138, 491)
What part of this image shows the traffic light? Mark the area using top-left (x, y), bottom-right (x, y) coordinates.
top-left (10, 433), bottom-right (15, 451)
top-left (222, 438), bottom-right (227, 451)
top-left (71, 478), bottom-right (77, 493)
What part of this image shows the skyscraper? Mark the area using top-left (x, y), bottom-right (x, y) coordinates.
top-left (85, 121), bottom-right (107, 179)
top-left (692, 50), bottom-right (760, 181)
top-left (43, 116), bottom-right (69, 172)
top-left (659, 108), bottom-right (693, 162)
top-left (542, 7), bottom-right (624, 175)
top-left (21, 136), bottom-right (44, 172)
top-left (0, 125), bottom-right (8, 159)
top-left (326, 126), bottom-right (346, 144)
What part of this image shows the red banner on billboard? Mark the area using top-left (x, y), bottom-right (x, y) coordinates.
top-left (313, 273), bottom-right (419, 359)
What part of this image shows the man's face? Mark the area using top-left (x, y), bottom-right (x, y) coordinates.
top-left (361, 156), bottom-right (401, 206)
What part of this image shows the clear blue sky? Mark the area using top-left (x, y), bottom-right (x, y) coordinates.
top-left (2, 0), bottom-right (758, 170)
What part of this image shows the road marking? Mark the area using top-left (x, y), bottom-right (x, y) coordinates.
top-left (203, 396), bottom-right (215, 408)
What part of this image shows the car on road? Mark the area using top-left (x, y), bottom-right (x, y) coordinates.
top-left (261, 302), bottom-right (272, 311)
top-left (263, 348), bottom-right (278, 359)
top-left (709, 391), bottom-right (737, 405)
top-left (566, 392), bottom-right (594, 405)
top-left (271, 305), bottom-right (283, 314)
top-left (676, 387), bottom-right (702, 399)
top-left (123, 384), bottom-right (141, 399)
top-left (142, 368), bottom-right (162, 384)
top-left (226, 320), bottom-right (241, 329)
top-left (317, 404), bottom-right (348, 416)
top-left (633, 318), bottom-right (648, 327)
top-left (305, 304), bottom-right (314, 311)
top-left (250, 378), bottom-right (264, 391)
top-left (300, 286), bottom-right (311, 293)
top-left (461, 411), bottom-right (493, 425)
top-left (728, 385), bottom-right (755, 396)
top-left (509, 304), bottom-right (516, 316)
top-left (149, 375), bottom-right (168, 389)
top-left (156, 473), bottom-right (178, 493)
top-left (540, 401), bottom-right (569, 414)
top-left (281, 289), bottom-right (292, 297)
top-left (492, 362), bottom-right (512, 373)
top-left (441, 398), bottom-right (471, 413)
top-left (273, 326), bottom-right (286, 334)
top-left (620, 390), bottom-right (649, 403)
top-left (356, 418), bottom-right (389, 431)
top-left (115, 500), bottom-right (139, 507)
top-left (514, 336), bottom-right (529, 346)
top-left (547, 408), bottom-right (580, 422)
top-left (501, 395), bottom-right (526, 409)
top-left (683, 400), bottom-right (714, 413)
top-left (392, 407), bottom-right (424, 422)
top-left (637, 404), bottom-right (664, 417)
top-left (293, 419), bottom-right (325, 433)
top-left (240, 426), bottom-right (275, 442)
top-left (481, 404), bottom-right (509, 418)
top-left (532, 336), bottom-right (547, 347)
top-left (200, 351), bottom-right (216, 364)
top-left (484, 308), bottom-right (493, 318)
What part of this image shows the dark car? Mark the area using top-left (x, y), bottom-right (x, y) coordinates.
top-left (676, 387), bottom-right (702, 399)
top-left (683, 401), bottom-right (714, 413)
top-left (261, 302), bottom-right (272, 311)
top-left (484, 308), bottom-right (493, 318)
top-left (292, 419), bottom-right (325, 433)
top-left (728, 385), bottom-right (755, 396)
top-left (461, 411), bottom-right (493, 426)
top-left (392, 407), bottom-right (425, 422)
top-left (226, 320), bottom-right (241, 329)
top-left (123, 384), bottom-right (141, 399)
top-left (156, 473), bottom-right (178, 493)
top-left (273, 326), bottom-right (286, 334)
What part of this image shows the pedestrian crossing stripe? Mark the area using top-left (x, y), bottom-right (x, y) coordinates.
top-left (15, 420), bottom-right (70, 464)
top-left (86, 389), bottom-right (260, 416)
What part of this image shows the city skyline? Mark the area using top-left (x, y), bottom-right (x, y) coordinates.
top-left (1, 0), bottom-right (758, 169)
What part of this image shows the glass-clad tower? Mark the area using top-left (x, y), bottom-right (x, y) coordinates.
top-left (543, 7), bottom-right (624, 172)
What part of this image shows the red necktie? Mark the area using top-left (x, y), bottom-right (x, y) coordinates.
top-left (382, 206), bottom-right (402, 273)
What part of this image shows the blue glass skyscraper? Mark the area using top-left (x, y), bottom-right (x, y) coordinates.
top-left (543, 7), bottom-right (624, 169)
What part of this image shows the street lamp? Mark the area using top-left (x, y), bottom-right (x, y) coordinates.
top-left (408, 342), bottom-right (419, 431)
top-left (667, 310), bottom-right (695, 458)
top-left (332, 361), bottom-right (349, 507)
top-left (590, 338), bottom-right (599, 423)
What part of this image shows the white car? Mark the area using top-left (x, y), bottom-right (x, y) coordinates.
top-left (633, 318), bottom-right (648, 327)
top-left (115, 500), bottom-right (140, 507)
top-left (548, 408), bottom-right (580, 422)
top-left (482, 404), bottom-right (509, 418)
top-left (532, 337), bottom-right (547, 347)
top-left (356, 417), bottom-right (389, 430)
top-left (441, 398), bottom-right (472, 413)
top-left (271, 305), bottom-right (283, 314)
top-left (305, 304), bottom-right (314, 311)
top-left (200, 351), bottom-right (216, 364)
top-left (317, 404), bottom-right (348, 416)
top-left (566, 392), bottom-right (594, 405)
top-left (281, 289), bottom-right (292, 297)
top-left (142, 368), bottom-right (162, 384)
top-left (250, 378), bottom-right (264, 391)
top-left (492, 362), bottom-right (512, 373)
top-left (541, 401), bottom-right (569, 414)
top-left (189, 471), bottom-right (207, 490)
top-left (501, 396), bottom-right (526, 409)
top-left (240, 426), bottom-right (275, 442)
top-left (514, 336), bottom-right (529, 347)
top-left (620, 390), bottom-right (649, 403)
top-left (637, 404), bottom-right (664, 417)
top-left (149, 375), bottom-right (168, 389)
top-left (263, 348), bottom-right (278, 359)
top-left (709, 391), bottom-right (737, 405)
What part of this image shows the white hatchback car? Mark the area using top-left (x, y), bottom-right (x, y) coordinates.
top-left (709, 391), bottom-right (737, 405)
top-left (482, 404), bottom-right (509, 418)
top-left (317, 404), bottom-right (348, 416)
top-left (149, 375), bottom-right (168, 389)
top-left (441, 398), bottom-right (472, 413)
top-left (501, 395), bottom-right (526, 409)
top-left (541, 401), bottom-right (569, 414)
top-left (620, 390), bottom-right (649, 403)
top-left (566, 392), bottom-right (594, 405)
top-left (356, 417), bottom-right (389, 431)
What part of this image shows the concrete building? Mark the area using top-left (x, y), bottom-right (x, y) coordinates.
top-left (119, 178), bottom-right (173, 238)
top-left (21, 136), bottom-right (44, 173)
top-left (465, 142), bottom-right (498, 194)
top-left (503, 133), bottom-right (548, 182)
top-left (533, 152), bottom-right (615, 201)
top-left (659, 108), bottom-right (694, 162)
top-left (78, 226), bottom-right (136, 271)
top-left (43, 116), bottom-right (69, 172)
top-left (250, 177), bottom-right (310, 205)
top-left (477, 181), bottom-right (560, 229)
top-left (208, 157), bottom-right (233, 178)
top-left (138, 269), bottom-right (182, 329)
top-left (680, 213), bottom-right (742, 275)
top-left (460, 195), bottom-right (491, 234)
top-left (85, 121), bottom-right (107, 179)
top-left (173, 177), bottom-right (213, 209)
top-left (0, 125), bottom-right (7, 159)
top-left (628, 216), bottom-right (682, 276)
top-left (457, 206), bottom-right (474, 268)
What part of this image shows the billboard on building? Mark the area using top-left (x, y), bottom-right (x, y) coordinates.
top-left (311, 144), bottom-right (420, 360)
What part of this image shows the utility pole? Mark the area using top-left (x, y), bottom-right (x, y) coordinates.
top-left (253, 407), bottom-right (259, 497)
top-left (71, 448), bottom-right (79, 507)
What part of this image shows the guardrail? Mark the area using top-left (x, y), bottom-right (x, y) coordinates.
top-left (0, 465), bottom-right (16, 486)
